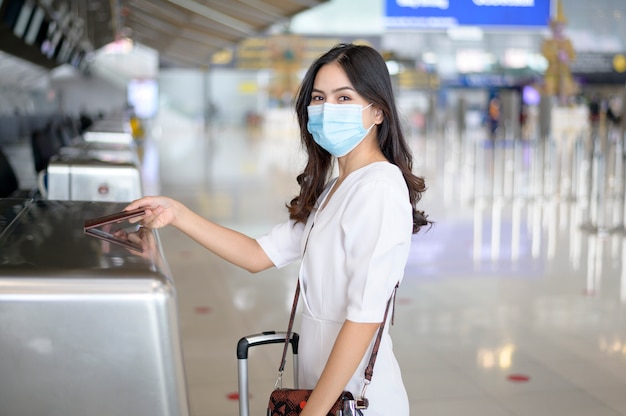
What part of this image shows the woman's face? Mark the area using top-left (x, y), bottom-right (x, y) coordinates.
top-left (309, 62), bottom-right (379, 127)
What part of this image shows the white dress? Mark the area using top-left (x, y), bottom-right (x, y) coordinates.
top-left (257, 161), bottom-right (412, 415)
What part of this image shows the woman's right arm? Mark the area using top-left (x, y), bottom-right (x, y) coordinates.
top-left (125, 196), bottom-right (273, 273)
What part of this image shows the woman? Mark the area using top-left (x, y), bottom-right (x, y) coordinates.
top-left (125, 43), bottom-right (428, 415)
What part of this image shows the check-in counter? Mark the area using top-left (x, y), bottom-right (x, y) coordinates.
top-left (84, 119), bottom-right (134, 146)
top-left (0, 199), bottom-right (190, 416)
top-left (41, 117), bottom-right (145, 202)
top-left (89, 118), bottom-right (132, 132)
top-left (46, 153), bottom-right (143, 202)
top-left (83, 130), bottom-right (134, 145)
top-left (58, 141), bottom-right (140, 166)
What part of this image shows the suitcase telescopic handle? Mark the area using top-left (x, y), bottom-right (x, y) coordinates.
top-left (236, 331), bottom-right (299, 359)
top-left (237, 331), bottom-right (300, 416)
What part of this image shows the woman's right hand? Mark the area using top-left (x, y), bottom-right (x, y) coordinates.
top-left (126, 195), bottom-right (273, 273)
top-left (124, 196), bottom-right (181, 229)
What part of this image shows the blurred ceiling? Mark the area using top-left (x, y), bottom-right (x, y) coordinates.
top-left (0, 0), bottom-right (329, 70)
top-left (114, 0), bottom-right (330, 67)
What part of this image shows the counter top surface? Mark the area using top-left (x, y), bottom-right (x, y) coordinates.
top-left (0, 199), bottom-right (168, 281)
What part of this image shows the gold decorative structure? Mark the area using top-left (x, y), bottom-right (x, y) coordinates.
top-left (540, 0), bottom-right (578, 104)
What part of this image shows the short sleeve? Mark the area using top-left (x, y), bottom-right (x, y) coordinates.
top-left (256, 219), bottom-right (305, 269)
top-left (342, 180), bottom-right (412, 323)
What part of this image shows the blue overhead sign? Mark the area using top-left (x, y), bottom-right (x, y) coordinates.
top-left (385, 0), bottom-right (552, 29)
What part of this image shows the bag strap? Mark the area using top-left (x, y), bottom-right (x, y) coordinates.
top-left (364, 282), bottom-right (398, 383)
top-left (278, 277), bottom-right (301, 375)
top-left (278, 278), bottom-right (399, 384)
top-left (277, 220), bottom-right (399, 395)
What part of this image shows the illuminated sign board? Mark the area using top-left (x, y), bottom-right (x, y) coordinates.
top-left (385, 0), bottom-right (552, 29)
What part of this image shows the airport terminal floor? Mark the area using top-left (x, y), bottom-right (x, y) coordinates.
top-left (148, 106), bottom-right (626, 416)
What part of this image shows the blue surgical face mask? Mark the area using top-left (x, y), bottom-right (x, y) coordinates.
top-left (306, 103), bottom-right (374, 157)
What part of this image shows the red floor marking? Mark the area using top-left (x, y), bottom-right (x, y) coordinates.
top-left (582, 289), bottom-right (596, 296)
top-left (507, 374), bottom-right (530, 382)
top-left (227, 392), bottom-right (250, 401)
top-left (194, 306), bottom-right (213, 314)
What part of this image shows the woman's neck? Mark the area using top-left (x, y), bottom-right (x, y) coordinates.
top-left (337, 146), bottom-right (387, 180)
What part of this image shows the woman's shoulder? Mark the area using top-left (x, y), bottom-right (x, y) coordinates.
top-left (340, 162), bottom-right (409, 204)
top-left (351, 161), bottom-right (405, 188)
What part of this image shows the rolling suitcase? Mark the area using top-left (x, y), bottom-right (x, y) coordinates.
top-left (236, 331), bottom-right (300, 416)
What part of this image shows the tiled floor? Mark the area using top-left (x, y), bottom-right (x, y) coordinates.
top-left (150, 107), bottom-right (626, 416)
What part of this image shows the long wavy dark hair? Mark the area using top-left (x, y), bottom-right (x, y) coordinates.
top-left (287, 43), bottom-right (429, 233)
